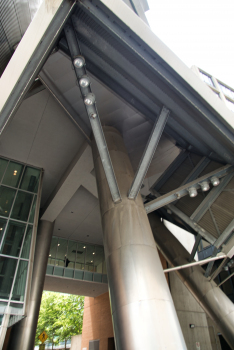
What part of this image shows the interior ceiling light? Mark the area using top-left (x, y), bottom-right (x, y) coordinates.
top-left (13, 170), bottom-right (17, 175)
top-left (200, 181), bottom-right (210, 192)
top-left (73, 56), bottom-right (85, 68)
top-left (93, 252), bottom-right (95, 255)
top-left (188, 187), bottom-right (198, 198)
top-left (79, 75), bottom-right (90, 88)
top-left (84, 93), bottom-right (95, 106)
top-left (211, 176), bottom-right (220, 186)
top-left (83, 246), bottom-right (86, 249)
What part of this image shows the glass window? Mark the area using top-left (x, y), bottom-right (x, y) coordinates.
top-left (28, 196), bottom-right (37, 224)
top-left (66, 240), bottom-right (77, 269)
top-left (200, 72), bottom-right (214, 87)
top-left (219, 83), bottom-right (234, 100)
top-left (0, 186), bottom-right (16, 217)
top-left (0, 159), bottom-right (8, 183)
top-left (48, 237), bottom-right (58, 266)
top-left (0, 221), bottom-right (26, 257)
top-left (2, 162), bottom-right (23, 188)
top-left (11, 260), bottom-right (28, 302)
top-left (9, 303), bottom-right (24, 315)
top-left (21, 225), bottom-right (33, 259)
top-left (75, 243), bottom-right (86, 271)
top-left (94, 246), bottom-right (104, 274)
top-left (20, 167), bottom-right (40, 193)
top-left (0, 301), bottom-right (8, 314)
top-left (0, 218), bottom-right (7, 245)
top-left (55, 238), bottom-right (67, 267)
top-left (0, 257), bottom-right (17, 299)
top-left (11, 191), bottom-right (33, 222)
top-left (85, 244), bottom-right (95, 272)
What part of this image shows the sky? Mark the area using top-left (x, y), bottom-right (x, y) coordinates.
top-left (145, 0), bottom-right (234, 89)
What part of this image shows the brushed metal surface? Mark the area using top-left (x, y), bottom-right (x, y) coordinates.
top-left (149, 214), bottom-right (234, 350)
top-left (92, 126), bottom-right (186, 350)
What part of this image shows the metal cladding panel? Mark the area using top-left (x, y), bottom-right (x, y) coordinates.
top-left (0, 0), bottom-right (40, 76)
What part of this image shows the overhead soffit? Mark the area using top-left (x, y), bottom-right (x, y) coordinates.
top-left (55, 0), bottom-right (234, 165)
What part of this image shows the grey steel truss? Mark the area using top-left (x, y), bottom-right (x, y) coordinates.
top-left (64, 23), bottom-right (121, 203)
top-left (128, 107), bottom-right (169, 200)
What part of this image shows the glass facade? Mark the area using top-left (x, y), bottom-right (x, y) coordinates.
top-left (199, 71), bottom-right (214, 87)
top-left (0, 157), bottom-right (41, 319)
top-left (47, 237), bottom-right (107, 283)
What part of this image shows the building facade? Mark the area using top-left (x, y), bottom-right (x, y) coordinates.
top-left (0, 0), bottom-right (234, 349)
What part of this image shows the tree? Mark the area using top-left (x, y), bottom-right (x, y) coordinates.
top-left (35, 292), bottom-right (84, 349)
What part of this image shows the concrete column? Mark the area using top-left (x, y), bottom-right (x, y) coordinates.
top-left (92, 126), bottom-right (186, 350)
top-left (8, 220), bottom-right (54, 350)
top-left (149, 213), bottom-right (234, 350)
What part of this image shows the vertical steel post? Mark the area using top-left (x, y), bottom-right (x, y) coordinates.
top-left (92, 126), bottom-right (186, 350)
top-left (7, 220), bottom-right (54, 350)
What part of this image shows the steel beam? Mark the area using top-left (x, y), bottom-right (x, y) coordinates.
top-left (205, 220), bottom-right (234, 278)
top-left (188, 234), bottom-right (202, 262)
top-left (164, 254), bottom-right (226, 273)
top-left (145, 165), bottom-right (234, 214)
top-left (0, 0), bottom-right (75, 134)
top-left (181, 157), bottom-right (210, 185)
top-left (128, 106), bottom-right (169, 200)
top-left (64, 23), bottom-right (121, 203)
top-left (76, 1), bottom-right (234, 165)
top-left (209, 257), bottom-right (229, 281)
top-left (150, 151), bottom-right (188, 192)
top-left (150, 190), bottom-right (216, 244)
top-left (190, 172), bottom-right (234, 222)
top-left (218, 271), bottom-right (234, 287)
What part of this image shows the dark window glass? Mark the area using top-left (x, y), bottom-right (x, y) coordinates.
top-left (2, 162), bottom-right (23, 188)
top-left (28, 196), bottom-right (37, 224)
top-left (0, 186), bottom-right (16, 217)
top-left (94, 246), bottom-right (104, 274)
top-left (0, 257), bottom-right (17, 299)
top-left (85, 244), bottom-right (95, 272)
top-left (66, 240), bottom-right (77, 269)
top-left (55, 238), bottom-right (67, 267)
top-left (0, 159), bottom-right (8, 183)
top-left (0, 301), bottom-right (8, 314)
top-left (11, 191), bottom-right (33, 221)
top-left (0, 221), bottom-right (26, 257)
top-left (220, 270), bottom-right (233, 295)
top-left (48, 237), bottom-right (58, 266)
top-left (20, 167), bottom-right (40, 193)
top-left (21, 225), bottom-right (33, 259)
top-left (11, 260), bottom-right (28, 301)
top-left (0, 218), bottom-right (7, 245)
top-left (75, 243), bottom-right (86, 271)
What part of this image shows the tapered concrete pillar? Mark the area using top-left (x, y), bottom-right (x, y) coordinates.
top-left (149, 213), bottom-right (234, 350)
top-left (92, 126), bottom-right (186, 350)
top-left (8, 220), bottom-right (54, 350)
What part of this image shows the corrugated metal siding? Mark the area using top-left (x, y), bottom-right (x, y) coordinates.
top-left (159, 154), bottom-right (202, 194)
top-left (198, 211), bottom-right (219, 239)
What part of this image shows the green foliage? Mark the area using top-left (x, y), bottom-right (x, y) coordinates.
top-left (35, 292), bottom-right (84, 349)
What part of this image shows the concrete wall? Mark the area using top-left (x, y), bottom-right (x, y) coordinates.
top-left (170, 271), bottom-right (221, 350)
top-left (71, 334), bottom-right (82, 350)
